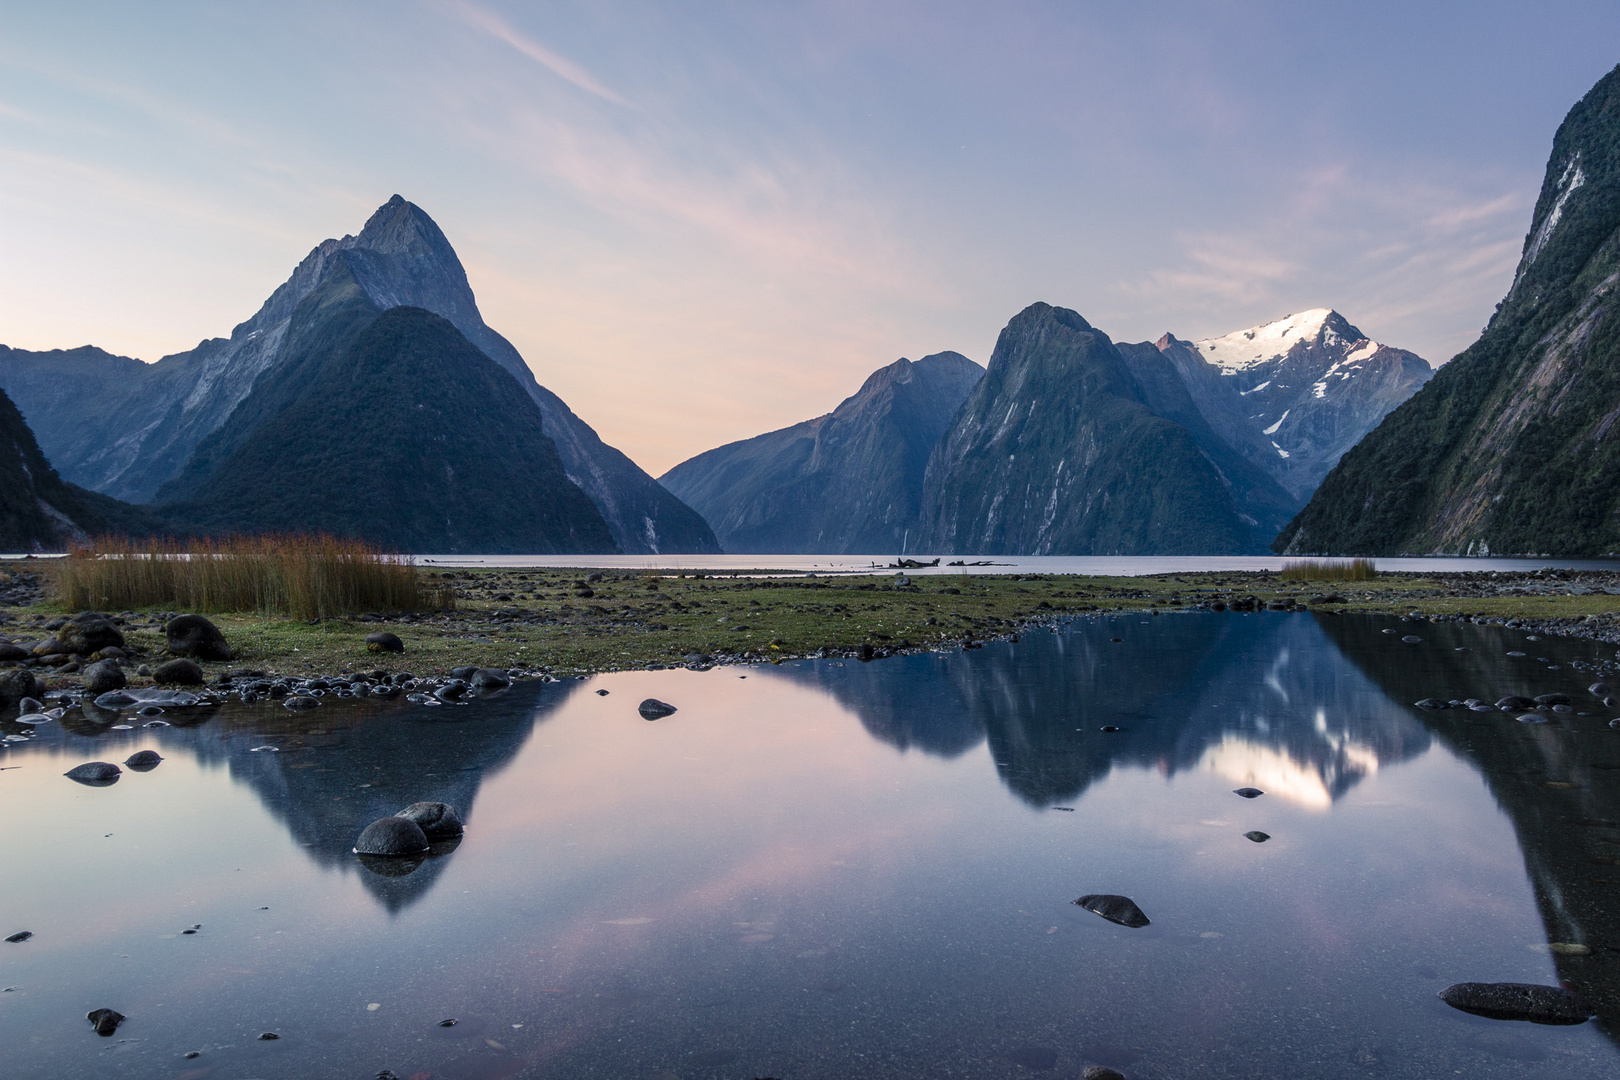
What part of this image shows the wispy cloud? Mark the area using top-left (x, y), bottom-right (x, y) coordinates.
top-left (452, 1), bottom-right (631, 108)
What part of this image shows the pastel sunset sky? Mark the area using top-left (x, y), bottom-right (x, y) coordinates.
top-left (3, 1), bottom-right (1618, 472)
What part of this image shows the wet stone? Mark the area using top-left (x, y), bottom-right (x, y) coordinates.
top-left (396, 802), bottom-right (464, 838)
top-left (86, 1008), bottom-right (124, 1036)
top-left (64, 762), bottom-right (121, 785)
top-left (153, 659), bottom-right (204, 687)
top-left (354, 817), bottom-right (429, 856)
top-left (639, 698), bottom-right (677, 720)
top-left (5, 931), bottom-right (31, 943)
top-left (1083, 1069), bottom-right (1126, 1080)
top-left (1415, 698), bottom-right (1448, 709)
top-left (1438, 982), bottom-right (1592, 1025)
top-left (124, 750), bottom-right (163, 771)
top-left (1245, 831), bottom-right (1271, 843)
top-left (1233, 788), bottom-right (1264, 799)
top-left (1073, 893), bottom-right (1150, 928)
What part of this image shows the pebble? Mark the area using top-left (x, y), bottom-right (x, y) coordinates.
top-left (1073, 893), bottom-right (1150, 928)
top-left (1244, 831), bottom-right (1271, 843)
top-left (258, 1031), bottom-right (280, 1040)
top-left (1401, 635), bottom-right (1423, 643)
top-left (1517, 714), bottom-right (1550, 725)
top-left (1083, 1069), bottom-right (1126, 1080)
top-left (354, 816), bottom-right (429, 856)
top-left (124, 750), bottom-right (163, 771)
top-left (1233, 788), bottom-right (1264, 798)
top-left (638, 698), bottom-right (678, 720)
top-left (5, 931), bottom-right (31, 943)
top-left (1099, 725), bottom-right (1121, 733)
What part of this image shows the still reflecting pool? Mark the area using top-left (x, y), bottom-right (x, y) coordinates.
top-left (4, 612), bottom-right (1620, 1078)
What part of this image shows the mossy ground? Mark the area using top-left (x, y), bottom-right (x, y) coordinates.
top-left (4, 561), bottom-right (1620, 681)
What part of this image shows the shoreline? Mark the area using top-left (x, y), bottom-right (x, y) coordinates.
top-left (3, 562), bottom-right (1619, 694)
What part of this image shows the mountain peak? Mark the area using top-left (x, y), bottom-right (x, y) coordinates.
top-left (1192, 309), bottom-right (1370, 373)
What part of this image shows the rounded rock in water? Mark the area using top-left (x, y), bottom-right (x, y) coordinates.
top-left (1438, 982), bottom-right (1591, 1025)
top-left (65, 762), bottom-right (121, 785)
top-left (124, 750), bottom-right (163, 771)
top-left (396, 801), bottom-right (464, 838)
top-left (639, 698), bottom-right (678, 720)
top-left (354, 816), bottom-right (430, 856)
top-left (1072, 893), bottom-right (1150, 928)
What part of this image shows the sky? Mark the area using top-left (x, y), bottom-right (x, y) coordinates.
top-left (2, 2), bottom-right (1619, 475)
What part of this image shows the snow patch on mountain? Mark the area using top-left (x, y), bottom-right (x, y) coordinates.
top-left (1193, 309), bottom-right (1341, 373)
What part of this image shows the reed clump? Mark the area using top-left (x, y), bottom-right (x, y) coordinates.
top-left (51, 535), bottom-right (453, 619)
top-left (1279, 557), bottom-right (1377, 582)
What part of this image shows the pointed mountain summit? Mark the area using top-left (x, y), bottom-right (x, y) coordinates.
top-left (1278, 63), bottom-right (1620, 555)
top-left (918, 303), bottom-right (1299, 555)
top-left (659, 352), bottom-right (983, 553)
top-left (1157, 309), bottom-right (1433, 499)
top-left (0, 196), bottom-right (718, 554)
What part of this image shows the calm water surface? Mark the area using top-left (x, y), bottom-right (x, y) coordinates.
top-left (4, 613), bottom-right (1620, 1078)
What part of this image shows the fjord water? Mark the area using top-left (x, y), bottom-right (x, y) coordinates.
top-left (4, 615), bottom-right (1620, 1078)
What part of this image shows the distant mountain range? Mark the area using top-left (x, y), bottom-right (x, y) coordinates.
top-left (659, 353), bottom-right (983, 553)
top-left (662, 304), bottom-right (1428, 555)
top-left (1278, 62), bottom-right (1620, 556)
top-left (0, 196), bottom-right (718, 554)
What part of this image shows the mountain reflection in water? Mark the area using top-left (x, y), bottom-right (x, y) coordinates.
top-left (770, 611), bottom-right (1430, 808)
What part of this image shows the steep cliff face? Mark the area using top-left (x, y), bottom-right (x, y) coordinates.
top-left (918, 303), bottom-right (1298, 555)
top-left (659, 352), bottom-right (983, 553)
top-left (1278, 63), bottom-right (1620, 555)
top-left (0, 196), bottom-right (718, 554)
top-left (0, 386), bottom-right (159, 552)
top-left (1156, 310), bottom-right (1433, 499)
top-left (156, 271), bottom-right (616, 554)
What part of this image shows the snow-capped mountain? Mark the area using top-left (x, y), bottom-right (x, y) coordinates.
top-left (1155, 309), bottom-right (1433, 499)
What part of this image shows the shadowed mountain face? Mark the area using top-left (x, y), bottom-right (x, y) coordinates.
top-left (154, 273), bottom-right (616, 553)
top-left (918, 303), bottom-right (1300, 555)
top-left (770, 611), bottom-right (1429, 808)
top-left (0, 385), bottom-right (162, 551)
top-left (659, 352), bottom-right (983, 554)
top-left (1280, 63), bottom-right (1620, 556)
top-left (1319, 615), bottom-right (1620, 1039)
top-left (0, 196), bottom-right (718, 554)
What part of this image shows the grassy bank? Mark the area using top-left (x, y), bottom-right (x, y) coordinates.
top-left (3, 561), bottom-right (1620, 681)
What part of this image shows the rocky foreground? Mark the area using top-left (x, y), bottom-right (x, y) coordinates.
top-left (3, 562), bottom-right (1620, 698)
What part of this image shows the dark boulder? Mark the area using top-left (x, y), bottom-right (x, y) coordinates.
top-left (86, 1008), bottom-right (125, 1036)
top-left (1233, 787), bottom-right (1264, 799)
top-left (396, 801), bottom-right (464, 838)
top-left (0, 642), bottom-right (26, 661)
top-left (450, 666), bottom-right (478, 681)
top-left (124, 750), bottom-right (163, 771)
top-left (354, 816), bottom-right (429, 856)
top-left (283, 695), bottom-right (320, 710)
top-left (81, 659), bottom-right (127, 695)
top-left (165, 615), bottom-right (232, 661)
top-left (1590, 682), bottom-right (1612, 696)
top-left (639, 698), bottom-right (678, 720)
top-left (365, 631), bottom-right (405, 654)
top-left (153, 659), bottom-right (204, 686)
top-left (471, 668), bottom-right (510, 691)
top-left (1438, 982), bottom-right (1591, 1025)
top-left (1083, 1069), bottom-right (1125, 1080)
top-left (65, 762), bottom-right (121, 785)
top-left (0, 667), bottom-right (43, 708)
top-left (1073, 894), bottom-right (1150, 928)
top-left (1244, 831), bottom-right (1271, 843)
top-left (58, 613), bottom-right (124, 656)
top-left (1496, 696), bottom-right (1537, 711)
top-left (1535, 693), bottom-right (1572, 707)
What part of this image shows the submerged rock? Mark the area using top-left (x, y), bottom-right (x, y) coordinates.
top-left (284, 695), bottom-right (320, 710)
top-left (153, 659), bottom-right (204, 687)
top-left (639, 698), bottom-right (678, 720)
top-left (1233, 787), bottom-right (1264, 799)
top-left (166, 614), bottom-right (232, 661)
top-left (396, 802), bottom-right (464, 838)
top-left (86, 1008), bottom-right (125, 1036)
top-left (64, 762), bottom-right (121, 785)
top-left (1517, 713), bottom-right (1550, 725)
top-left (471, 668), bottom-right (510, 691)
top-left (1244, 831), bottom-right (1271, 843)
top-left (354, 816), bottom-right (429, 856)
top-left (365, 631), bottom-right (405, 653)
top-left (124, 750), bottom-right (163, 771)
top-left (1438, 982), bottom-right (1591, 1025)
top-left (1073, 894), bottom-right (1150, 928)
